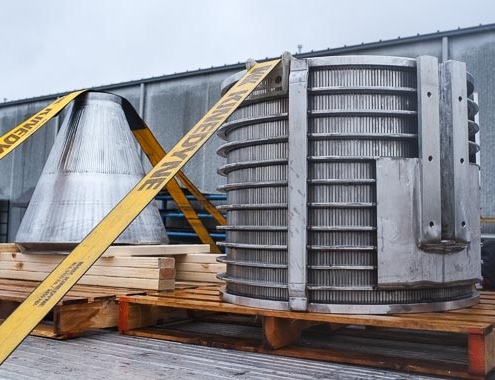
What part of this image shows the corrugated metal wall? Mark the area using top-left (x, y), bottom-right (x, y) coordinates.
top-left (1, 25), bottom-right (494, 241)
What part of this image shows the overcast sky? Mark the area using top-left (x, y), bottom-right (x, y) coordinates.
top-left (1, 0), bottom-right (494, 102)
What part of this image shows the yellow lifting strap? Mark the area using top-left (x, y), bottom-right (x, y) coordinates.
top-left (0, 90), bottom-right (86, 160)
top-left (129, 123), bottom-right (224, 253)
top-left (131, 126), bottom-right (227, 226)
top-left (120, 100), bottom-right (224, 252)
top-left (0, 59), bottom-right (280, 364)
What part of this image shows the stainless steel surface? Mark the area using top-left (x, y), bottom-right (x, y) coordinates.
top-left (416, 56), bottom-right (442, 244)
top-left (376, 158), bottom-right (481, 285)
top-left (440, 61), bottom-right (471, 244)
top-left (217, 66), bottom-right (290, 304)
top-left (221, 286), bottom-right (479, 314)
top-left (218, 55), bottom-right (480, 314)
top-left (15, 92), bottom-right (167, 252)
top-left (287, 58), bottom-right (309, 311)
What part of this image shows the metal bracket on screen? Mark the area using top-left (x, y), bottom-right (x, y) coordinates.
top-left (220, 53), bottom-right (291, 101)
top-left (415, 56), bottom-right (471, 251)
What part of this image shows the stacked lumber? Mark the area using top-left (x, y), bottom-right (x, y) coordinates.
top-left (175, 253), bottom-right (225, 283)
top-left (0, 243), bottom-right (221, 291)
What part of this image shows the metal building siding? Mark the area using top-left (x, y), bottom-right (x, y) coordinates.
top-left (142, 72), bottom-right (230, 193)
top-left (450, 34), bottom-right (495, 224)
top-left (0, 100), bottom-right (59, 241)
top-left (1, 25), bottom-right (495, 241)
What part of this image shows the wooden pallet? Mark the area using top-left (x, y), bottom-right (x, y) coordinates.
top-left (0, 243), bottom-right (222, 339)
top-left (0, 278), bottom-right (146, 339)
top-left (119, 285), bottom-right (495, 379)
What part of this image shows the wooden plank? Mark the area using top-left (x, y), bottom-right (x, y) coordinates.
top-left (75, 276), bottom-right (175, 290)
top-left (102, 244), bottom-right (209, 257)
top-left (0, 270), bottom-right (175, 290)
top-left (0, 278), bottom-right (44, 287)
top-left (0, 252), bottom-right (175, 269)
top-left (449, 308), bottom-right (495, 317)
top-left (470, 303), bottom-right (495, 310)
top-left (0, 253), bottom-right (176, 270)
top-left (175, 262), bottom-right (225, 273)
top-left (0, 286), bottom-right (84, 305)
top-left (54, 299), bottom-right (120, 334)
top-left (177, 288), bottom-right (221, 296)
top-left (145, 293), bottom-right (221, 302)
top-left (173, 281), bottom-right (219, 290)
top-left (478, 299), bottom-right (495, 306)
top-left (99, 256), bottom-right (173, 268)
top-left (175, 253), bottom-right (221, 264)
top-left (0, 262), bottom-right (168, 280)
top-left (400, 312), bottom-right (495, 325)
top-left (66, 282), bottom-right (148, 295)
top-left (87, 265), bottom-right (173, 279)
top-left (175, 271), bottom-right (223, 283)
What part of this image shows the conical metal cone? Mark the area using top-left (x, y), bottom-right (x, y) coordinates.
top-left (15, 92), bottom-right (168, 253)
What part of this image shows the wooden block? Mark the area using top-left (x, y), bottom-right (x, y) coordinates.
top-left (53, 299), bottom-right (122, 335)
top-left (467, 326), bottom-right (495, 377)
top-left (0, 244), bottom-right (20, 253)
top-left (119, 300), bottom-right (188, 331)
top-left (263, 316), bottom-right (315, 350)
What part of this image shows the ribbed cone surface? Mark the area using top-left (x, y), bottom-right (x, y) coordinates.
top-left (15, 92), bottom-right (168, 252)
